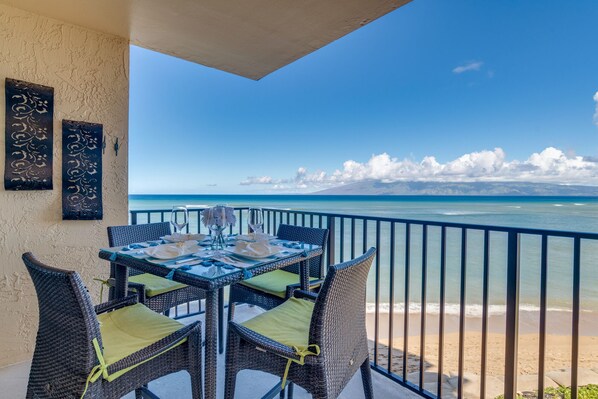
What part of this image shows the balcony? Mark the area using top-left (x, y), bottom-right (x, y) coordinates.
top-left (105, 208), bottom-right (598, 398)
top-left (3, 205), bottom-right (598, 398)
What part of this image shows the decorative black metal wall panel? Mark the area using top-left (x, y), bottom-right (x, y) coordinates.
top-left (4, 78), bottom-right (54, 190)
top-left (62, 120), bottom-right (103, 220)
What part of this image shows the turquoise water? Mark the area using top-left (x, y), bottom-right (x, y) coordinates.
top-left (129, 195), bottom-right (598, 313)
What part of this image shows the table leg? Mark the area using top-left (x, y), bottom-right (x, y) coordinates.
top-left (204, 289), bottom-right (218, 399)
top-left (114, 263), bottom-right (129, 299)
top-left (299, 259), bottom-right (309, 291)
top-left (218, 287), bottom-right (224, 354)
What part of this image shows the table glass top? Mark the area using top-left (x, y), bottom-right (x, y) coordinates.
top-left (101, 236), bottom-right (320, 281)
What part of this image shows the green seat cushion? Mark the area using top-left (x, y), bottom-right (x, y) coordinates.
top-left (98, 303), bottom-right (186, 381)
top-left (240, 269), bottom-right (318, 298)
top-left (241, 297), bottom-right (314, 351)
top-left (129, 273), bottom-right (187, 297)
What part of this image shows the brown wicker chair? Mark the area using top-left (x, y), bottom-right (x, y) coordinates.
top-left (107, 222), bottom-right (227, 353)
top-left (107, 223), bottom-right (207, 313)
top-left (224, 247), bottom-right (377, 399)
top-left (23, 252), bottom-right (202, 399)
top-left (228, 224), bottom-right (329, 322)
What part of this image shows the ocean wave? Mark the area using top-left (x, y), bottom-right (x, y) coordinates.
top-left (574, 203), bottom-right (586, 206)
top-left (365, 302), bottom-right (592, 317)
top-left (439, 211), bottom-right (488, 216)
top-left (553, 204), bottom-right (564, 207)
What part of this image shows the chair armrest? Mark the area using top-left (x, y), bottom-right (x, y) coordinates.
top-left (103, 275), bottom-right (147, 304)
top-left (106, 321), bottom-right (201, 375)
top-left (127, 281), bottom-right (147, 303)
top-left (228, 322), bottom-right (303, 362)
top-left (285, 279), bottom-right (323, 299)
top-left (95, 295), bottom-right (138, 315)
top-left (292, 289), bottom-right (318, 302)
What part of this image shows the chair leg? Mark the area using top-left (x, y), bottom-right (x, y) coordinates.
top-left (360, 360), bottom-right (374, 399)
top-left (190, 368), bottom-right (202, 399)
top-left (164, 308), bottom-right (171, 317)
top-left (224, 331), bottom-right (240, 399)
top-left (279, 386), bottom-right (285, 399)
top-left (135, 388), bottom-right (144, 398)
top-left (287, 382), bottom-right (294, 399)
top-left (228, 301), bottom-right (235, 322)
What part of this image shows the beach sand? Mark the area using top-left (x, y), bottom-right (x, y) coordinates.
top-left (365, 311), bottom-right (598, 398)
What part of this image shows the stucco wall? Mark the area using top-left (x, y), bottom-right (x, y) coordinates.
top-left (0, 4), bottom-right (129, 367)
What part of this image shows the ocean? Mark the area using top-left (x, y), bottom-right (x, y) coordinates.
top-left (129, 195), bottom-right (598, 319)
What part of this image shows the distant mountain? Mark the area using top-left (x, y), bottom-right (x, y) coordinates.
top-left (315, 181), bottom-right (598, 196)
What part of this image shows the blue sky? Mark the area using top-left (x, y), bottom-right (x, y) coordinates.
top-left (129, 0), bottom-right (598, 194)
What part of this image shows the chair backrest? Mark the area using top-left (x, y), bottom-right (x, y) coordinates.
top-left (308, 248), bottom-right (376, 379)
top-left (22, 252), bottom-right (101, 396)
top-left (107, 222), bottom-right (171, 277)
top-left (276, 224), bottom-right (329, 279)
top-left (107, 222), bottom-right (171, 247)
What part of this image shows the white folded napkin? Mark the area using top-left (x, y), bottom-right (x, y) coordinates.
top-left (233, 241), bottom-right (281, 257)
top-left (144, 241), bottom-right (199, 259)
top-left (236, 233), bottom-right (275, 242)
top-left (163, 233), bottom-right (207, 243)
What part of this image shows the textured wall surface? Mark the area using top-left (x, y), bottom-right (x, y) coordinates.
top-left (0, 4), bottom-right (129, 367)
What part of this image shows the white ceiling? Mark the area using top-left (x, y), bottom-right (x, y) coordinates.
top-left (0, 0), bottom-right (412, 80)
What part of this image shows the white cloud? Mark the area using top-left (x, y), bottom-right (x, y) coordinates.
top-left (593, 91), bottom-right (598, 127)
top-left (240, 176), bottom-right (277, 185)
top-left (453, 61), bottom-right (483, 74)
top-left (240, 147), bottom-right (598, 190)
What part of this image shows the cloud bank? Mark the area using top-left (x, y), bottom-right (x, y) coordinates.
top-left (240, 147), bottom-right (598, 191)
top-left (453, 61), bottom-right (483, 74)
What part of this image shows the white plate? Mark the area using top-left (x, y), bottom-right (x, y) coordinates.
top-left (161, 233), bottom-right (207, 243)
top-left (225, 245), bottom-right (283, 260)
top-left (144, 243), bottom-right (200, 260)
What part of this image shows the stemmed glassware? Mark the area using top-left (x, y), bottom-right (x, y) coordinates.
top-left (201, 204), bottom-right (235, 256)
top-left (170, 206), bottom-right (189, 234)
top-left (247, 207), bottom-right (264, 237)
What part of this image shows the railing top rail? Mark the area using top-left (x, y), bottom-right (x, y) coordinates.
top-left (130, 206), bottom-right (598, 240)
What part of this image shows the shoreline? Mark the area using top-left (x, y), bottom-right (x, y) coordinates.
top-left (365, 311), bottom-right (598, 380)
top-left (366, 308), bottom-right (598, 336)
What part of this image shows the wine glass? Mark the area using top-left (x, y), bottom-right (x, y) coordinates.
top-left (247, 207), bottom-right (263, 234)
top-left (170, 206), bottom-right (189, 234)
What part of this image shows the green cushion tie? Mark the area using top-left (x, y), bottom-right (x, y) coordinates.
top-left (281, 344), bottom-right (320, 388)
top-left (93, 278), bottom-right (111, 302)
top-left (81, 338), bottom-right (108, 399)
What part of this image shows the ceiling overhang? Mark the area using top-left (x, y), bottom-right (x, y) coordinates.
top-left (0, 0), bottom-right (412, 80)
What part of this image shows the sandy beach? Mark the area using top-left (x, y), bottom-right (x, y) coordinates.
top-left (365, 310), bottom-right (598, 397)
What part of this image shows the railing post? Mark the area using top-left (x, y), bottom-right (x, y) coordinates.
top-left (327, 215), bottom-right (336, 267)
top-left (131, 211), bottom-right (138, 225)
top-left (504, 231), bottom-right (520, 399)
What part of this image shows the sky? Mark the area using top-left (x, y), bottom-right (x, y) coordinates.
top-left (129, 0), bottom-right (598, 194)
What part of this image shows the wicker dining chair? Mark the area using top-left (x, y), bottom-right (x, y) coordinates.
top-left (228, 224), bottom-right (329, 322)
top-left (107, 223), bottom-right (207, 314)
top-left (107, 222), bottom-right (226, 353)
top-left (225, 247), bottom-right (377, 399)
top-left (23, 252), bottom-right (202, 399)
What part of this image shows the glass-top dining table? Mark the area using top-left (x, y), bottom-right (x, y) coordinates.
top-left (99, 237), bottom-right (323, 399)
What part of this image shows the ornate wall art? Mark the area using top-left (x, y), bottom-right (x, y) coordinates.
top-left (62, 120), bottom-right (103, 220)
top-left (4, 78), bottom-right (54, 190)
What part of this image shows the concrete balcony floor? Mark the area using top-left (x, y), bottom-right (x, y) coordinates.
top-left (0, 305), bottom-right (421, 399)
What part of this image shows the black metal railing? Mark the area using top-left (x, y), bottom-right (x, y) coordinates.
top-left (130, 207), bottom-right (598, 399)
